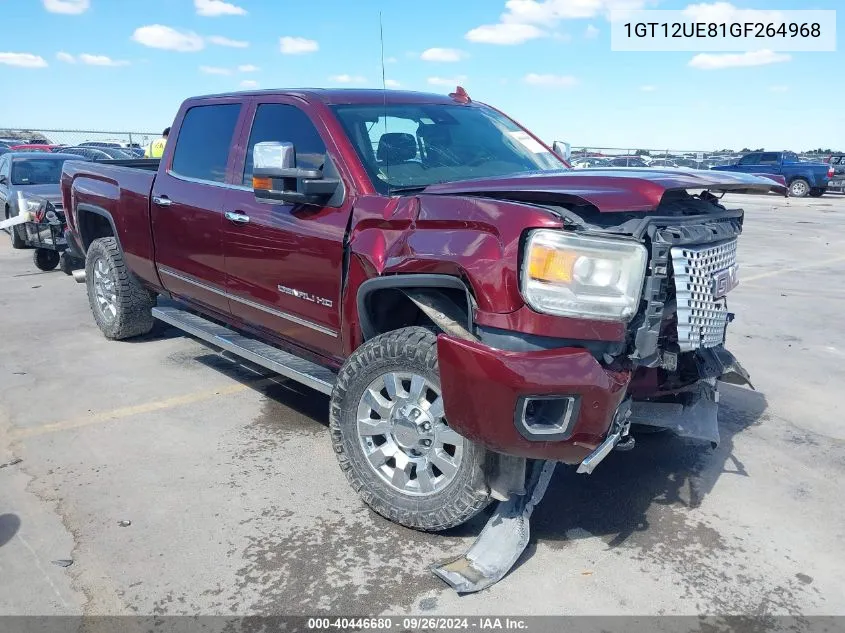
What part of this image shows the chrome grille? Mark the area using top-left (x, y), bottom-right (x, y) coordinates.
top-left (670, 239), bottom-right (738, 352)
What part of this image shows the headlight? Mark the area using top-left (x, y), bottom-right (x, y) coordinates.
top-left (16, 191), bottom-right (46, 216)
top-left (521, 230), bottom-right (648, 322)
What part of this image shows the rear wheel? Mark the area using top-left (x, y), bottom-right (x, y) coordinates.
top-left (789, 178), bottom-right (810, 198)
top-left (58, 252), bottom-right (82, 276)
top-left (32, 249), bottom-right (60, 271)
top-left (808, 188), bottom-right (825, 198)
top-left (330, 327), bottom-right (491, 531)
top-left (85, 237), bottom-right (156, 340)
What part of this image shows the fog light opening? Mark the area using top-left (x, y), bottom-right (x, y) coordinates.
top-left (515, 395), bottom-right (580, 442)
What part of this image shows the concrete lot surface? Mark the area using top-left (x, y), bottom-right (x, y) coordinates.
top-left (1, 193), bottom-right (844, 616)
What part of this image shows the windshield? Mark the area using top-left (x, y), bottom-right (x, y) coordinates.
top-left (11, 158), bottom-right (68, 185)
top-left (331, 103), bottom-right (565, 193)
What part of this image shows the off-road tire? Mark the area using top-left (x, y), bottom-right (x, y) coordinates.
top-left (808, 188), bottom-right (825, 198)
top-left (789, 178), bottom-right (810, 198)
top-left (330, 327), bottom-right (491, 531)
top-left (33, 248), bottom-right (59, 271)
top-left (85, 237), bottom-right (156, 340)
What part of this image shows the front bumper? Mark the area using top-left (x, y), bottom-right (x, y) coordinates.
top-left (437, 335), bottom-right (631, 464)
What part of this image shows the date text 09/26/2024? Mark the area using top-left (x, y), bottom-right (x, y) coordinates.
top-left (306, 617), bottom-right (529, 630)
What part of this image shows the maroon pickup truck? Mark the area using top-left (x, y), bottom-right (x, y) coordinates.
top-left (61, 87), bottom-right (783, 588)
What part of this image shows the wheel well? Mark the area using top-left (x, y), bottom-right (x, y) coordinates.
top-left (77, 209), bottom-right (115, 251)
top-left (360, 284), bottom-right (472, 340)
top-left (788, 176), bottom-right (809, 184)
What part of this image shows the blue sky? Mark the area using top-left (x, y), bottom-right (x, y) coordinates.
top-left (0, 0), bottom-right (841, 151)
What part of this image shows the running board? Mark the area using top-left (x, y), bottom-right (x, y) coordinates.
top-left (152, 306), bottom-right (337, 395)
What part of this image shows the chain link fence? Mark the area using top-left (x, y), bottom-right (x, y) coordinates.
top-left (1, 129), bottom-right (838, 167)
top-left (0, 128), bottom-right (158, 153)
top-left (567, 146), bottom-right (838, 169)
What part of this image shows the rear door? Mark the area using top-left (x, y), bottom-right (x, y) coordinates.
top-left (758, 152), bottom-right (784, 175)
top-left (222, 98), bottom-right (351, 359)
top-left (150, 99), bottom-right (244, 317)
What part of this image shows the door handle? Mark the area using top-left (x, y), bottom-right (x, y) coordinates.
top-left (152, 195), bottom-right (172, 207)
top-left (225, 211), bottom-right (250, 224)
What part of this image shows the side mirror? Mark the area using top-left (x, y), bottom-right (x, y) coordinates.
top-left (552, 141), bottom-right (571, 162)
top-left (0, 175), bottom-right (7, 184)
top-left (252, 141), bottom-right (340, 206)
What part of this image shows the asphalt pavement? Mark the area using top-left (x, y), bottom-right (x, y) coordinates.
top-left (1, 193), bottom-right (844, 617)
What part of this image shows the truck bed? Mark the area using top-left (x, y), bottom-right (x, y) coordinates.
top-left (61, 158), bottom-right (160, 285)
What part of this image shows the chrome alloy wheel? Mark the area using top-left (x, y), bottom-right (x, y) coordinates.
top-left (92, 256), bottom-right (118, 322)
top-left (356, 371), bottom-right (464, 496)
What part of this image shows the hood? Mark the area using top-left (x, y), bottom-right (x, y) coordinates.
top-left (423, 168), bottom-right (788, 213)
top-left (14, 183), bottom-right (62, 204)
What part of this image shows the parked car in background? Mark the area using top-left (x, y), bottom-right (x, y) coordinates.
top-left (826, 154), bottom-right (844, 191)
top-left (0, 152), bottom-right (86, 248)
top-left (10, 144), bottom-right (61, 153)
top-left (608, 156), bottom-right (648, 167)
top-left (55, 146), bottom-right (135, 159)
top-left (712, 150), bottom-right (834, 197)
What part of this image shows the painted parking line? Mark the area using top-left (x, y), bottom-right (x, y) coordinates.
top-left (742, 254), bottom-right (845, 284)
top-left (8, 381), bottom-right (262, 440)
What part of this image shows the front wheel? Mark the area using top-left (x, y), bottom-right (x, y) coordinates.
top-left (8, 216), bottom-right (26, 249)
top-left (330, 327), bottom-right (491, 531)
top-left (789, 178), bottom-right (810, 198)
top-left (85, 237), bottom-right (156, 340)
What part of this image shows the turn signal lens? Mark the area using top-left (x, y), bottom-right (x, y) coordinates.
top-left (528, 246), bottom-right (577, 283)
top-left (252, 176), bottom-right (272, 190)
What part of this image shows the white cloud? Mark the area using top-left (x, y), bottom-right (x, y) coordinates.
top-left (240, 79), bottom-right (259, 88)
top-left (329, 74), bottom-right (367, 84)
top-left (385, 56), bottom-right (398, 64)
top-left (384, 79), bottom-right (401, 88)
top-left (132, 25), bottom-right (205, 52)
top-left (200, 65), bottom-right (232, 75)
top-left (501, 0), bottom-right (651, 23)
top-left (524, 72), bottom-right (578, 87)
top-left (427, 75), bottom-right (468, 86)
top-left (467, 1), bottom-right (649, 45)
top-left (56, 51), bottom-right (76, 63)
top-left (683, 2), bottom-right (783, 24)
top-left (688, 49), bottom-right (791, 70)
top-left (79, 53), bottom-right (130, 67)
top-left (279, 36), bottom-right (319, 55)
top-left (0, 52), bottom-right (48, 68)
top-left (640, 84), bottom-right (656, 91)
top-left (238, 64), bottom-right (259, 72)
top-left (43, 0), bottom-right (89, 14)
top-left (420, 48), bottom-right (466, 62)
top-left (194, 0), bottom-right (247, 17)
top-left (465, 23), bottom-right (546, 45)
top-left (207, 35), bottom-right (249, 48)
top-left (584, 24), bottom-right (600, 38)
top-left (769, 85), bottom-right (789, 93)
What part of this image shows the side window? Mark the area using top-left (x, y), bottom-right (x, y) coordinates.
top-left (243, 104), bottom-right (327, 185)
top-left (171, 103), bottom-right (241, 183)
top-left (738, 153), bottom-right (761, 165)
top-left (759, 152), bottom-right (780, 165)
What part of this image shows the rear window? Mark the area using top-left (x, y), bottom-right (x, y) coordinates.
top-left (171, 103), bottom-right (241, 183)
top-left (11, 158), bottom-right (68, 185)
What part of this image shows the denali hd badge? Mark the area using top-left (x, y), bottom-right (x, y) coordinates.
top-left (712, 265), bottom-right (739, 299)
top-left (278, 284), bottom-right (333, 308)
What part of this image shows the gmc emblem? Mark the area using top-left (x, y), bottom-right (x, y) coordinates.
top-left (712, 265), bottom-right (739, 299)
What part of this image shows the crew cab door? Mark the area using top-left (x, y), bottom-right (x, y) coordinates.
top-left (150, 99), bottom-right (244, 317)
top-left (729, 153), bottom-right (764, 173)
top-left (222, 98), bottom-right (351, 359)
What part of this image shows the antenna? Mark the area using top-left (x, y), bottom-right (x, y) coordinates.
top-left (379, 11), bottom-right (390, 192)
